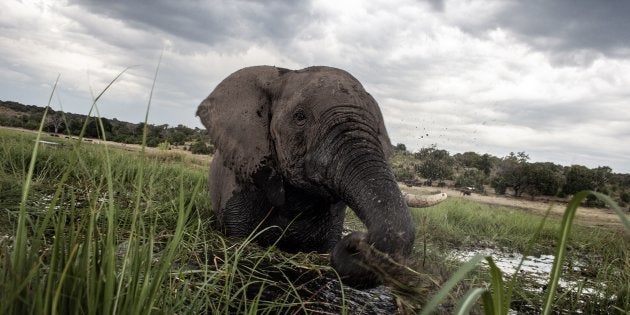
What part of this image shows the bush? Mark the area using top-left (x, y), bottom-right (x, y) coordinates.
top-left (158, 141), bottom-right (171, 150)
top-left (491, 177), bottom-right (508, 195)
top-left (393, 165), bottom-right (414, 181)
top-left (146, 138), bottom-right (160, 147)
top-left (620, 191), bottom-right (630, 203)
top-left (190, 140), bottom-right (214, 155)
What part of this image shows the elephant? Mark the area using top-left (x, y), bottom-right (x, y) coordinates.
top-left (196, 65), bottom-right (415, 288)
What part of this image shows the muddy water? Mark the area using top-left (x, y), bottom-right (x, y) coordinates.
top-left (450, 247), bottom-right (615, 313)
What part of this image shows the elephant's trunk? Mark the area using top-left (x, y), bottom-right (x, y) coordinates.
top-left (336, 161), bottom-right (415, 255)
top-left (305, 105), bottom-right (415, 287)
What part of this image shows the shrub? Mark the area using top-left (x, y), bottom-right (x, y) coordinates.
top-left (158, 141), bottom-right (171, 150)
top-left (190, 140), bottom-right (214, 155)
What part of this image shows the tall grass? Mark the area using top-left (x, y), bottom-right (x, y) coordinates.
top-left (0, 74), bottom-right (326, 313)
top-left (0, 126), bottom-right (207, 314)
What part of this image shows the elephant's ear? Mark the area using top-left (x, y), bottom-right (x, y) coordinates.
top-left (196, 66), bottom-right (287, 187)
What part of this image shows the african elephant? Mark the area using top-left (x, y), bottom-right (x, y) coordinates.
top-left (196, 66), bottom-right (414, 288)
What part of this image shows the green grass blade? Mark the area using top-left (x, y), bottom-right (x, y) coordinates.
top-left (7, 75), bottom-right (59, 314)
top-left (12, 75), bottom-right (59, 263)
top-left (541, 190), bottom-right (588, 315)
top-left (76, 68), bottom-right (129, 141)
top-left (51, 244), bottom-right (79, 314)
top-left (453, 287), bottom-right (486, 315)
top-left (485, 256), bottom-right (505, 314)
top-left (542, 190), bottom-right (628, 315)
top-left (481, 291), bottom-right (495, 315)
top-left (420, 254), bottom-right (484, 315)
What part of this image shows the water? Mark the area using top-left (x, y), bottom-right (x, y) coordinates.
top-left (450, 247), bottom-right (609, 297)
top-left (449, 247), bottom-right (616, 313)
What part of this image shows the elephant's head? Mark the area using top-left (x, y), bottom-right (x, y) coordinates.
top-left (196, 66), bottom-right (415, 287)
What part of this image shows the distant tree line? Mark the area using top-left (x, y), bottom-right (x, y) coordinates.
top-left (0, 100), bottom-right (214, 154)
top-left (392, 144), bottom-right (630, 208)
top-left (2, 100), bottom-right (629, 207)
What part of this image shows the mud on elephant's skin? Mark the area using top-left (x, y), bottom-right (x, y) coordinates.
top-left (197, 65), bottom-right (418, 288)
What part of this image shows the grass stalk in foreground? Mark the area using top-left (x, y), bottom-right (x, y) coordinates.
top-left (8, 75), bottom-right (59, 313)
top-left (541, 190), bottom-right (629, 315)
top-left (114, 54), bottom-right (160, 313)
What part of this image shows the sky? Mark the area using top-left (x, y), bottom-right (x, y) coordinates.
top-left (1, 0), bottom-right (629, 173)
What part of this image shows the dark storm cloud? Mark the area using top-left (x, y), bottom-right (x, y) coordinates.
top-left (424, 0), bottom-right (444, 11)
top-left (66, 0), bottom-right (318, 49)
top-left (458, 0), bottom-right (630, 58)
top-left (2, 0), bottom-right (630, 172)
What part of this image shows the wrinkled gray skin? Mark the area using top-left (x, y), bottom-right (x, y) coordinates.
top-left (196, 66), bottom-right (415, 288)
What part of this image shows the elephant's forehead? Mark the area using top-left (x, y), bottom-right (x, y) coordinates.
top-left (300, 79), bottom-right (370, 105)
top-left (275, 69), bottom-right (379, 118)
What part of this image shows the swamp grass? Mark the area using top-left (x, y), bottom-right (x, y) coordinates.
top-left (412, 198), bottom-right (629, 314)
top-left (1, 126), bottom-right (628, 314)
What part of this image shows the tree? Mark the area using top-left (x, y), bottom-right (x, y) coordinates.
top-left (167, 130), bottom-right (187, 145)
top-left (455, 169), bottom-right (486, 192)
top-left (67, 116), bottom-right (83, 135)
top-left (524, 162), bottom-right (564, 199)
top-left (478, 153), bottom-right (494, 175)
top-left (591, 166), bottom-right (612, 190)
top-left (414, 144), bottom-right (450, 161)
top-left (394, 143), bottom-right (407, 153)
top-left (454, 151), bottom-right (481, 168)
top-left (491, 152), bottom-right (530, 196)
top-left (45, 112), bottom-right (65, 133)
top-left (562, 165), bottom-right (613, 207)
top-left (563, 165), bottom-right (594, 195)
top-left (84, 117), bottom-right (112, 139)
top-left (415, 145), bottom-right (454, 182)
top-left (418, 158), bottom-right (453, 182)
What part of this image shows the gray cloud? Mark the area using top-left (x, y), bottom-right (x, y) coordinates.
top-left (66, 0), bottom-right (318, 50)
top-left (2, 0), bottom-right (630, 172)
top-left (454, 0), bottom-right (630, 60)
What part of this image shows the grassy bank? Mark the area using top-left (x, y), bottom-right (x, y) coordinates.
top-left (415, 198), bottom-right (627, 255)
top-left (1, 127), bottom-right (628, 314)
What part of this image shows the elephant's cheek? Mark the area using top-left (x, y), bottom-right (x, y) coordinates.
top-left (272, 132), bottom-right (309, 178)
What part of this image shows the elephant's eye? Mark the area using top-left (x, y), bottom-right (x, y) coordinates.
top-left (293, 110), bottom-right (307, 126)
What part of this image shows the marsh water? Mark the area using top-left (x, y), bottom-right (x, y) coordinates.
top-left (450, 247), bottom-right (615, 313)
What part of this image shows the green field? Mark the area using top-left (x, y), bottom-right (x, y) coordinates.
top-left (0, 127), bottom-right (628, 314)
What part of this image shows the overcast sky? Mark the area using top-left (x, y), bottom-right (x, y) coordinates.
top-left (2, 0), bottom-right (629, 173)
